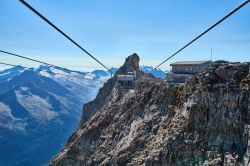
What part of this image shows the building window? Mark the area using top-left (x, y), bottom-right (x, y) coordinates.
top-left (119, 81), bottom-right (123, 86)
top-left (128, 81), bottom-right (132, 86)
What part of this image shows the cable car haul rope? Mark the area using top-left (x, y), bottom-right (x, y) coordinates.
top-left (19, 0), bottom-right (114, 76)
top-left (147, 0), bottom-right (249, 75)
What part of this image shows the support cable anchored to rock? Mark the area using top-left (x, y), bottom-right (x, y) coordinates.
top-left (0, 49), bottom-right (65, 70)
top-left (0, 62), bottom-right (19, 68)
top-left (147, 0), bottom-right (250, 76)
top-left (19, 0), bottom-right (114, 76)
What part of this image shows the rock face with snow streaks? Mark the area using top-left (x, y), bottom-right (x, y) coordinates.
top-left (50, 57), bottom-right (250, 166)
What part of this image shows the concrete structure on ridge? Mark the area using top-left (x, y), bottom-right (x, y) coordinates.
top-left (117, 71), bottom-right (136, 89)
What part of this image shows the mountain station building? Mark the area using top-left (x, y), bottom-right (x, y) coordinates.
top-left (166, 61), bottom-right (212, 83)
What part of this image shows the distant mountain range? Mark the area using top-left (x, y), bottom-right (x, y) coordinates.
top-left (0, 65), bottom-right (106, 166)
top-left (90, 66), bottom-right (167, 79)
top-left (0, 65), bottom-right (166, 166)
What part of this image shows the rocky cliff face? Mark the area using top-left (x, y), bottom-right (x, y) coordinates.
top-left (50, 55), bottom-right (250, 166)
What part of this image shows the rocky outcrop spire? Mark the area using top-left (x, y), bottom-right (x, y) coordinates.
top-left (115, 53), bottom-right (143, 76)
top-left (80, 53), bottom-right (145, 126)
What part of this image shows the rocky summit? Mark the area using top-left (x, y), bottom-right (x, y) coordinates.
top-left (50, 54), bottom-right (250, 166)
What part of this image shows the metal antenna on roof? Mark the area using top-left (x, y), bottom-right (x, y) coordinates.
top-left (210, 48), bottom-right (213, 61)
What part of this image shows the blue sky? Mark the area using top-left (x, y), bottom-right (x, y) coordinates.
top-left (0, 0), bottom-right (249, 71)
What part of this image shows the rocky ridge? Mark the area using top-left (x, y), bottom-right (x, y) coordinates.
top-left (50, 55), bottom-right (250, 166)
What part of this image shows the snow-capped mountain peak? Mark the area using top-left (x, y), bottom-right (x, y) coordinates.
top-left (0, 65), bottom-right (26, 83)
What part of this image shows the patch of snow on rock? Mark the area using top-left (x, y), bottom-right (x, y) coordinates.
top-left (39, 70), bottom-right (52, 78)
